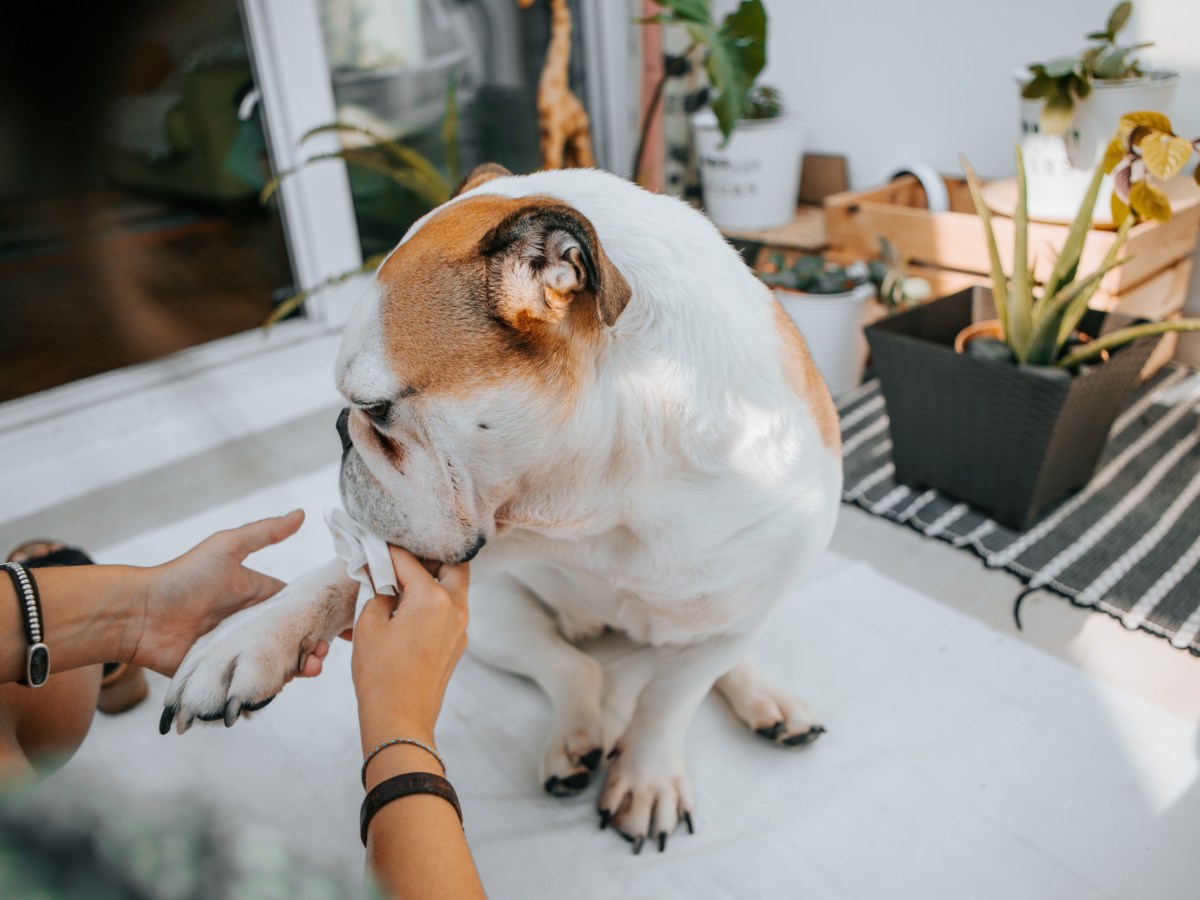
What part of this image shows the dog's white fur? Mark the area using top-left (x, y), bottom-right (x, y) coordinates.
top-left (164, 168), bottom-right (841, 846)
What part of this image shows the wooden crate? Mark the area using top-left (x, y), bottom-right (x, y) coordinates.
top-left (824, 174), bottom-right (1200, 300)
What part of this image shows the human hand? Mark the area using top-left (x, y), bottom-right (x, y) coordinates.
top-left (352, 546), bottom-right (469, 749)
top-left (130, 510), bottom-right (329, 678)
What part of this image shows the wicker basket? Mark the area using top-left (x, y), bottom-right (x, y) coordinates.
top-left (865, 287), bottom-right (1160, 530)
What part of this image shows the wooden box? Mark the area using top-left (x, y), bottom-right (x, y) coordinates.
top-left (823, 174), bottom-right (1200, 320)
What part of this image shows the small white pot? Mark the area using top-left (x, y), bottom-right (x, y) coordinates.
top-left (774, 283), bottom-right (875, 397)
top-left (1014, 68), bottom-right (1180, 221)
top-left (692, 108), bottom-right (805, 230)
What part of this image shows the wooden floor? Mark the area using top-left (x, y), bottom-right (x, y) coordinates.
top-left (0, 191), bottom-right (292, 402)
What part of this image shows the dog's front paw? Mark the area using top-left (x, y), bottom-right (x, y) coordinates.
top-left (159, 600), bottom-right (327, 735)
top-left (541, 718), bottom-right (604, 797)
top-left (597, 738), bottom-right (694, 854)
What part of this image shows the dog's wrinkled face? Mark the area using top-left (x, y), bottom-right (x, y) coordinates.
top-left (335, 166), bottom-right (630, 563)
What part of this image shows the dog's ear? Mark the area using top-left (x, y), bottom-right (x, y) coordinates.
top-left (453, 162), bottom-right (512, 198)
top-left (479, 203), bottom-right (631, 329)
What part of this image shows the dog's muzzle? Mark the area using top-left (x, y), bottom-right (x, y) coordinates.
top-left (336, 407), bottom-right (352, 455)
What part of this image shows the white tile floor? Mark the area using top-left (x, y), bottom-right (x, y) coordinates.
top-left (48, 461), bottom-right (1200, 899)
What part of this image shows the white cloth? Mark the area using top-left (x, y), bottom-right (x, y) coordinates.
top-left (323, 507), bottom-right (397, 620)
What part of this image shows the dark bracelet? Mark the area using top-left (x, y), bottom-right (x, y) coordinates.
top-left (2, 562), bottom-right (49, 687)
top-left (360, 772), bottom-right (462, 846)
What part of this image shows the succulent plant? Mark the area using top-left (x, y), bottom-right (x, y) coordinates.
top-left (1022, 2), bottom-right (1154, 134)
top-left (741, 85), bottom-right (783, 121)
top-left (962, 121), bottom-right (1200, 370)
top-left (760, 253), bottom-right (871, 296)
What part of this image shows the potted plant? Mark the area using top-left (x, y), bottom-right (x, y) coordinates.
top-left (864, 117), bottom-right (1200, 530)
top-left (635, 1), bottom-right (804, 230)
top-left (1017, 1), bottom-right (1180, 221)
top-left (762, 241), bottom-right (927, 397)
top-left (690, 83), bottom-right (805, 230)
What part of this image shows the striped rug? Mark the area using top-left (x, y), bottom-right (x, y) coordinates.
top-left (839, 363), bottom-right (1200, 653)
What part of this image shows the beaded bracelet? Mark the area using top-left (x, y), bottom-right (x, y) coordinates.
top-left (361, 737), bottom-right (446, 787)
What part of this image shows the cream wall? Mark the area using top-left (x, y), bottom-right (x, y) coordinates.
top-left (714, 0), bottom-right (1200, 356)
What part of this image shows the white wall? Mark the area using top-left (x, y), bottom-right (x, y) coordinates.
top-left (717, 0), bottom-right (1200, 354)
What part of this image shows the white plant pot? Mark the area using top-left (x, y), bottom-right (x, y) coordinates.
top-left (774, 283), bottom-right (875, 397)
top-left (1014, 68), bottom-right (1180, 222)
top-left (692, 108), bottom-right (805, 230)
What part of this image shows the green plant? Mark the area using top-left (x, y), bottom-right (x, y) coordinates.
top-left (1104, 110), bottom-right (1200, 224)
top-left (869, 237), bottom-right (931, 312)
top-left (741, 84), bottom-right (782, 121)
top-left (962, 133), bottom-right (1200, 369)
top-left (632, 0), bottom-right (767, 181)
top-left (1023, 1), bottom-right (1154, 134)
top-left (260, 78), bottom-right (461, 326)
top-left (761, 253), bottom-right (870, 295)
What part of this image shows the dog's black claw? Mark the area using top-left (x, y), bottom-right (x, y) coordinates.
top-left (683, 811), bottom-right (694, 835)
top-left (632, 835), bottom-right (645, 855)
top-left (658, 832), bottom-right (667, 853)
top-left (606, 746), bottom-right (621, 760)
top-left (544, 776), bottom-right (561, 794)
top-left (159, 705), bottom-right (176, 736)
top-left (756, 721), bottom-right (785, 740)
top-left (598, 809), bottom-right (612, 830)
top-left (783, 725), bottom-right (826, 746)
top-left (580, 748), bottom-right (602, 771)
top-left (196, 710), bottom-right (224, 722)
top-left (562, 771), bottom-right (590, 792)
top-left (243, 695), bottom-right (275, 713)
top-left (223, 698), bottom-right (242, 728)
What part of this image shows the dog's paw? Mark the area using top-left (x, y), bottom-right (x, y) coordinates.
top-left (717, 665), bottom-right (825, 747)
top-left (541, 719), bottom-right (604, 797)
top-left (597, 739), bottom-right (694, 854)
top-left (159, 599), bottom-right (327, 735)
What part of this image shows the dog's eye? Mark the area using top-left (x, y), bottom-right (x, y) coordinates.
top-left (360, 400), bottom-right (391, 425)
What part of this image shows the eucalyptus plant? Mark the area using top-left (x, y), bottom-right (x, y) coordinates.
top-left (962, 130), bottom-right (1200, 369)
top-left (1023, 2), bottom-right (1153, 134)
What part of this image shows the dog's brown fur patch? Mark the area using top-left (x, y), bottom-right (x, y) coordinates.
top-left (770, 301), bottom-right (841, 452)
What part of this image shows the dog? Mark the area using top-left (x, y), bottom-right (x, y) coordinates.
top-left (161, 163), bottom-right (842, 851)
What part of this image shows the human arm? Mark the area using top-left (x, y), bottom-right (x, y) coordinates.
top-left (0, 510), bottom-right (328, 683)
top-left (352, 546), bottom-right (485, 900)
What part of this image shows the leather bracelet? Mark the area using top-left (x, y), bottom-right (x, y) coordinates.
top-left (2, 562), bottom-right (49, 687)
top-left (360, 772), bottom-right (462, 846)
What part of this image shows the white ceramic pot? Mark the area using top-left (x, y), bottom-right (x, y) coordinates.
top-left (774, 283), bottom-right (875, 397)
top-left (1014, 68), bottom-right (1179, 221)
top-left (691, 108), bottom-right (805, 230)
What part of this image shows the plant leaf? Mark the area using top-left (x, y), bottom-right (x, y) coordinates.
top-left (263, 253), bottom-right (388, 329)
top-left (1010, 145), bottom-right (1033, 361)
top-left (1130, 180), bottom-right (1172, 222)
top-left (1120, 110), bottom-right (1172, 138)
top-left (1044, 160), bottom-right (1106, 301)
top-left (1040, 92), bottom-right (1075, 135)
top-left (1138, 130), bottom-right (1194, 180)
top-left (1044, 56), bottom-right (1080, 78)
top-left (705, 0), bottom-right (767, 141)
top-left (644, 0), bottom-right (710, 25)
top-left (1057, 319), bottom-right (1200, 368)
top-left (1101, 137), bottom-right (1126, 173)
top-left (1106, 1), bottom-right (1132, 37)
top-left (961, 154), bottom-right (1009, 336)
top-left (1057, 217), bottom-right (1133, 345)
top-left (1021, 74), bottom-right (1055, 99)
top-left (1111, 190), bottom-right (1132, 226)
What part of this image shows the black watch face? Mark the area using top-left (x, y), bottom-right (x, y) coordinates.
top-left (29, 645), bottom-right (49, 686)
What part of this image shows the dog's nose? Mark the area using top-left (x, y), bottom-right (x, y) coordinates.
top-left (336, 407), bottom-right (352, 454)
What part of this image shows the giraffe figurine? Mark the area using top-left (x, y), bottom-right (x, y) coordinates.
top-left (517, 0), bottom-right (597, 169)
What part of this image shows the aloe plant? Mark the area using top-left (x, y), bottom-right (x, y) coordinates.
top-left (962, 126), bottom-right (1200, 369)
top-left (1023, 2), bottom-right (1154, 134)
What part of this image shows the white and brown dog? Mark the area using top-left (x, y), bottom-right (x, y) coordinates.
top-left (161, 164), bottom-right (842, 851)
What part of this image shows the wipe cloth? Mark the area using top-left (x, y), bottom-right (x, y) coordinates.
top-left (324, 507), bottom-right (397, 620)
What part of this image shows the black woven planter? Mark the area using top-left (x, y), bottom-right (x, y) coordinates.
top-left (865, 287), bottom-right (1160, 530)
